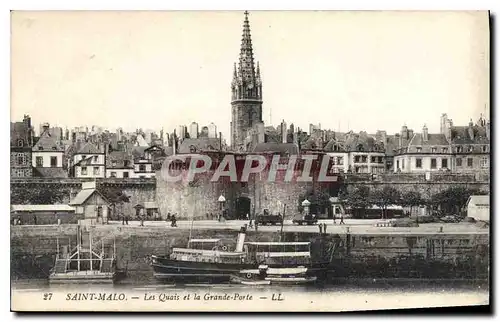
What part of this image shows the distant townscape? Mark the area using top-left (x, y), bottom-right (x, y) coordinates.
top-left (10, 11), bottom-right (490, 223)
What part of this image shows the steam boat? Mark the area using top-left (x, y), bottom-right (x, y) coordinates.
top-left (150, 226), bottom-right (327, 283)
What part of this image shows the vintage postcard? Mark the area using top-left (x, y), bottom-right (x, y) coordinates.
top-left (10, 10), bottom-right (490, 312)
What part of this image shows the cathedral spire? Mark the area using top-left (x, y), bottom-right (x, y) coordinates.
top-left (230, 11), bottom-right (263, 151)
top-left (238, 10), bottom-right (257, 83)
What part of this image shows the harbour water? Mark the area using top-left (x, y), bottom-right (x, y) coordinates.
top-left (11, 274), bottom-right (489, 311)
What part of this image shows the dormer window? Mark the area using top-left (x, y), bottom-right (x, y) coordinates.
top-left (38, 146), bottom-right (43, 150)
top-left (482, 145), bottom-right (488, 153)
top-left (468, 146), bottom-right (473, 152)
top-left (442, 148), bottom-right (448, 153)
top-left (17, 139), bottom-right (24, 147)
top-left (416, 147), bottom-right (422, 153)
top-left (456, 146), bottom-right (463, 153)
top-left (52, 146), bottom-right (57, 150)
top-left (431, 147), bottom-right (437, 153)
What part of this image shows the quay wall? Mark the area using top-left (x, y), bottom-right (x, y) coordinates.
top-left (11, 225), bottom-right (489, 280)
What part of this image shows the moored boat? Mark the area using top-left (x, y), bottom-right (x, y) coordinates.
top-left (231, 265), bottom-right (317, 285)
top-left (151, 226), bottom-right (328, 283)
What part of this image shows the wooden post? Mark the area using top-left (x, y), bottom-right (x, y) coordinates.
top-left (56, 237), bottom-right (59, 259)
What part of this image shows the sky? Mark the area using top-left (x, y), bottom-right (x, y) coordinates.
top-left (11, 10), bottom-right (489, 140)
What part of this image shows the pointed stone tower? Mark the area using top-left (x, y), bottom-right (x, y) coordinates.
top-left (230, 11), bottom-right (263, 151)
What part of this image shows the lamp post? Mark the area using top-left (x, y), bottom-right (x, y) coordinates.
top-left (301, 199), bottom-right (311, 218)
top-left (218, 194), bottom-right (226, 221)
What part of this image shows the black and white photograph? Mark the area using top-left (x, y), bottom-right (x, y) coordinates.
top-left (9, 10), bottom-right (490, 312)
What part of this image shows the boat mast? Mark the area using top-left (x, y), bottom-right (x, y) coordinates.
top-left (280, 203), bottom-right (286, 242)
top-left (89, 229), bottom-right (93, 271)
top-left (188, 189), bottom-right (195, 247)
top-left (77, 225), bottom-right (81, 271)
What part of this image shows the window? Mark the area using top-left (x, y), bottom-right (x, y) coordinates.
top-left (482, 146), bottom-right (488, 153)
top-left (441, 158), bottom-right (448, 169)
top-left (36, 156), bottom-right (43, 167)
top-left (124, 160), bottom-right (130, 167)
top-left (112, 160), bottom-right (117, 167)
top-left (442, 148), bottom-right (448, 153)
top-left (81, 166), bottom-right (87, 175)
top-left (139, 164), bottom-right (146, 172)
top-left (457, 146), bottom-right (463, 153)
top-left (371, 156), bottom-right (376, 163)
top-left (480, 157), bottom-right (488, 168)
top-left (415, 158), bottom-right (422, 168)
top-left (140, 176), bottom-right (146, 179)
top-left (431, 147), bottom-right (437, 153)
top-left (338, 157), bottom-right (343, 165)
top-left (402, 160), bottom-right (405, 170)
top-left (50, 156), bottom-right (57, 167)
top-left (17, 154), bottom-right (25, 165)
top-left (456, 158), bottom-right (462, 167)
top-left (354, 156), bottom-right (360, 163)
top-left (467, 158), bottom-right (473, 167)
top-left (17, 139), bottom-right (24, 147)
top-left (468, 146), bottom-right (473, 152)
top-left (93, 167), bottom-right (100, 175)
top-left (81, 155), bottom-right (86, 160)
top-left (110, 172), bottom-right (117, 178)
top-left (361, 156), bottom-right (367, 163)
top-left (123, 172), bottom-right (129, 178)
top-left (396, 160), bottom-right (400, 169)
top-left (430, 158), bottom-right (437, 169)
top-left (416, 147), bottom-right (422, 153)
top-left (93, 156), bottom-right (98, 162)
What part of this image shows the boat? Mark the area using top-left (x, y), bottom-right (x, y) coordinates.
top-left (49, 225), bottom-right (118, 284)
top-left (151, 226), bottom-right (328, 283)
top-left (231, 265), bottom-right (317, 285)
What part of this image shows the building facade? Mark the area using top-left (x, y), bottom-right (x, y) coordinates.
top-left (32, 125), bottom-right (64, 168)
top-left (73, 142), bottom-right (106, 178)
top-left (393, 114), bottom-right (490, 176)
top-left (10, 115), bottom-right (34, 178)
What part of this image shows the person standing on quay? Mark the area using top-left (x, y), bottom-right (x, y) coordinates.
top-left (339, 212), bottom-right (345, 225)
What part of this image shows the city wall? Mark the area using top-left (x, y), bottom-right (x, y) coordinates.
top-left (10, 173), bottom-right (489, 220)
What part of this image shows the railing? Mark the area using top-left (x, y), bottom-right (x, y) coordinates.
top-left (343, 172), bottom-right (489, 183)
top-left (11, 177), bottom-right (156, 185)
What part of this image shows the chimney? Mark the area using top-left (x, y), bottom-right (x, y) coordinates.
top-left (219, 132), bottom-right (222, 151)
top-left (445, 119), bottom-right (452, 141)
top-left (468, 118), bottom-right (474, 140)
top-left (42, 122), bottom-right (50, 134)
top-left (422, 124), bottom-right (429, 141)
top-left (486, 121), bottom-right (490, 140)
top-left (281, 120), bottom-right (287, 144)
top-left (440, 113), bottom-right (448, 134)
top-left (400, 125), bottom-right (408, 140)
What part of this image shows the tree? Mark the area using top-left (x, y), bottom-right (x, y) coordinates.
top-left (431, 186), bottom-right (482, 217)
top-left (400, 190), bottom-right (423, 217)
top-left (11, 184), bottom-right (71, 205)
top-left (370, 186), bottom-right (401, 219)
top-left (340, 185), bottom-right (371, 219)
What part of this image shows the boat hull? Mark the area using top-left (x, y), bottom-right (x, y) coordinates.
top-left (151, 255), bottom-right (329, 282)
top-left (151, 256), bottom-right (250, 282)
